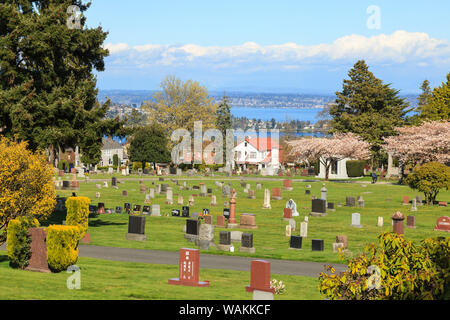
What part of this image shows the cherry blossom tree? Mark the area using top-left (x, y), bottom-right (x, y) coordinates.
top-left (383, 121), bottom-right (450, 167)
top-left (288, 133), bottom-right (371, 181)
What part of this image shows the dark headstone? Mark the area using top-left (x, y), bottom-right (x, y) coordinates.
top-left (223, 208), bottom-right (230, 219)
top-left (142, 206), bottom-right (151, 215)
top-left (128, 216), bottom-right (145, 235)
top-left (311, 199), bottom-right (327, 215)
top-left (182, 206), bottom-right (190, 218)
top-left (312, 239), bottom-right (324, 251)
top-left (186, 219), bottom-right (200, 235)
top-left (133, 205), bottom-right (141, 214)
top-left (242, 233), bottom-right (253, 248)
top-left (203, 208), bottom-right (210, 216)
top-left (305, 190), bottom-right (311, 195)
top-left (124, 203), bottom-right (131, 214)
top-left (289, 236), bottom-right (302, 249)
top-left (89, 205), bottom-right (97, 214)
top-left (345, 197), bottom-right (356, 207)
top-left (115, 206), bottom-right (123, 214)
top-left (112, 177), bottom-right (117, 187)
top-left (219, 231), bottom-right (231, 245)
top-left (172, 209), bottom-right (180, 217)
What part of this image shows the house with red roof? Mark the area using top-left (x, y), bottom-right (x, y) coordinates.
top-left (233, 137), bottom-right (283, 173)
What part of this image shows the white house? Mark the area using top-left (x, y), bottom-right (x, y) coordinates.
top-left (100, 138), bottom-right (125, 167)
top-left (233, 137), bottom-right (282, 174)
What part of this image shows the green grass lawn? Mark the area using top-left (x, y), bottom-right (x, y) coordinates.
top-left (0, 252), bottom-right (322, 300)
top-left (49, 177), bottom-right (450, 264)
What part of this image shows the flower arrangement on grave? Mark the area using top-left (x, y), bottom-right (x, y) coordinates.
top-left (270, 279), bottom-right (286, 295)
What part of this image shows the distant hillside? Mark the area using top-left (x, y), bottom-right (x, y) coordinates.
top-left (98, 90), bottom-right (419, 109)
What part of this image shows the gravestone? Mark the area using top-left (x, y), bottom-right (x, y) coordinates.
top-left (185, 219), bottom-right (200, 242)
top-left (112, 177), bottom-right (117, 187)
top-left (210, 195), bottom-right (217, 206)
top-left (256, 183), bottom-right (262, 190)
top-left (286, 199), bottom-right (299, 217)
top-left (142, 206), bottom-right (151, 215)
top-left (95, 192), bottom-right (101, 199)
top-left (172, 209), bottom-right (181, 217)
top-left (115, 206), bottom-right (123, 214)
top-left (133, 205), bottom-right (141, 215)
top-left (216, 215), bottom-right (226, 228)
top-left (223, 208), bottom-right (230, 220)
top-left (305, 189), bottom-right (311, 195)
top-left (240, 233), bottom-right (255, 253)
top-left (245, 260), bottom-right (275, 300)
top-left (377, 216), bottom-right (384, 227)
top-left (166, 188), bottom-right (173, 205)
top-left (271, 188), bottom-right (282, 200)
top-left (25, 228), bottom-right (51, 273)
top-left (161, 184), bottom-right (168, 194)
top-left (200, 183), bottom-right (207, 197)
top-left (97, 203), bottom-right (105, 214)
top-left (262, 189), bottom-right (271, 209)
top-left (289, 236), bottom-right (302, 250)
top-left (177, 195), bottom-right (184, 206)
top-left (416, 195), bottom-right (423, 206)
top-left (311, 239), bottom-right (324, 251)
top-left (240, 214), bottom-right (257, 229)
top-left (411, 199), bottom-right (417, 211)
top-left (168, 248), bottom-right (210, 287)
top-left (333, 243), bottom-right (345, 253)
top-left (392, 211), bottom-right (405, 235)
top-left (283, 208), bottom-right (292, 221)
top-left (406, 215), bottom-right (416, 229)
top-left (310, 199), bottom-right (327, 217)
top-left (434, 216), bottom-right (450, 232)
top-left (346, 197), bottom-right (356, 207)
top-left (126, 216), bottom-right (146, 241)
top-left (156, 184), bottom-right (161, 195)
top-left (402, 196), bottom-right (410, 205)
top-left (288, 219), bottom-right (296, 232)
top-left (89, 205), bottom-right (97, 214)
top-left (144, 193), bottom-right (151, 204)
top-left (230, 231), bottom-right (243, 242)
top-left (336, 235), bottom-right (348, 249)
top-left (151, 204), bottom-right (161, 217)
top-left (248, 190), bottom-right (256, 199)
top-left (357, 196), bottom-right (365, 208)
top-left (188, 195), bottom-right (195, 206)
top-left (300, 221), bottom-right (308, 238)
top-left (285, 225), bottom-right (292, 237)
top-left (124, 203), bottom-right (131, 214)
top-left (327, 202), bottom-right (335, 212)
top-left (283, 180), bottom-right (293, 191)
top-left (204, 215), bottom-right (213, 225)
top-left (122, 190), bottom-right (128, 197)
top-left (320, 184), bottom-right (327, 201)
top-left (196, 224), bottom-right (215, 250)
top-left (218, 231), bottom-right (232, 251)
top-left (182, 206), bottom-right (190, 218)
top-left (350, 213), bottom-right (362, 228)
top-left (222, 185), bottom-right (231, 198)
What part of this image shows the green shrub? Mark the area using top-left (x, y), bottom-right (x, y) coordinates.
top-left (113, 154), bottom-right (119, 167)
top-left (318, 233), bottom-right (449, 300)
top-left (405, 162), bottom-right (450, 205)
top-left (58, 160), bottom-right (69, 171)
top-left (46, 225), bottom-right (80, 272)
top-left (65, 197), bottom-right (90, 239)
top-left (346, 160), bottom-right (366, 177)
top-left (6, 217), bottom-right (40, 269)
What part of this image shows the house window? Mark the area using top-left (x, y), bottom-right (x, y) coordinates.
top-left (249, 152), bottom-right (257, 159)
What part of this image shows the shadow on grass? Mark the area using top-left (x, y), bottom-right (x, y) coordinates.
top-left (41, 210), bottom-right (67, 227)
top-left (88, 220), bottom-right (127, 228)
top-left (0, 255), bottom-right (9, 263)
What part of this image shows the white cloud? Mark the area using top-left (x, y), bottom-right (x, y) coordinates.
top-left (103, 31), bottom-right (450, 70)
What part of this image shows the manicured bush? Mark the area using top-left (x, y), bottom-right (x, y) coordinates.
top-left (6, 217), bottom-right (40, 269)
top-left (113, 154), bottom-right (119, 167)
top-left (65, 197), bottom-right (90, 238)
top-left (346, 160), bottom-right (366, 177)
top-left (46, 225), bottom-right (80, 272)
top-left (318, 233), bottom-right (449, 300)
top-left (405, 162), bottom-right (450, 205)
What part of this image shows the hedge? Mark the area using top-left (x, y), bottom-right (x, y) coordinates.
top-left (65, 196), bottom-right (90, 239)
top-left (6, 217), bottom-right (40, 269)
top-left (346, 160), bottom-right (366, 177)
top-left (46, 225), bottom-right (80, 272)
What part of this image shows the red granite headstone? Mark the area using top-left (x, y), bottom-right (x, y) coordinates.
top-left (283, 208), bottom-right (292, 219)
top-left (272, 188), bottom-right (282, 200)
top-left (216, 215), bottom-right (226, 228)
top-left (81, 233), bottom-right (91, 244)
top-left (283, 180), bottom-right (292, 189)
top-left (204, 215), bottom-right (213, 225)
top-left (168, 248), bottom-right (210, 287)
top-left (240, 214), bottom-right (257, 229)
top-left (245, 260), bottom-right (275, 294)
top-left (58, 170), bottom-right (64, 177)
top-left (71, 180), bottom-right (79, 188)
top-left (402, 196), bottom-right (409, 205)
top-left (434, 216), bottom-right (450, 232)
top-left (71, 168), bottom-right (76, 174)
top-left (438, 202), bottom-right (448, 207)
top-left (25, 228), bottom-right (51, 273)
top-left (336, 235), bottom-right (348, 249)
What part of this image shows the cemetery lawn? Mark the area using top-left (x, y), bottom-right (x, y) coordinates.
top-left (0, 252), bottom-right (321, 300)
top-left (50, 178), bottom-right (450, 265)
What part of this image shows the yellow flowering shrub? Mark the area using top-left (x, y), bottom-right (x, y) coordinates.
top-left (6, 217), bottom-right (40, 269)
top-left (65, 197), bottom-right (90, 239)
top-left (46, 225), bottom-right (80, 272)
top-left (0, 137), bottom-right (56, 245)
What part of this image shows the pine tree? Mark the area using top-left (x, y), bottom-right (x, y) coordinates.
top-left (329, 60), bottom-right (410, 163)
top-left (418, 73), bottom-right (450, 122)
top-left (0, 0), bottom-right (122, 166)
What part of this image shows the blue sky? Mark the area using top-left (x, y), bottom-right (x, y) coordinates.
top-left (85, 0), bottom-right (450, 94)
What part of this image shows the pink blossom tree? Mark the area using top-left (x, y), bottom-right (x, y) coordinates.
top-left (383, 121), bottom-right (450, 167)
top-left (288, 133), bottom-right (371, 181)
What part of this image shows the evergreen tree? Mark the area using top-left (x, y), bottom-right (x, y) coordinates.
top-left (0, 0), bottom-right (122, 165)
top-left (128, 124), bottom-right (171, 170)
top-left (329, 60), bottom-right (410, 164)
top-left (418, 73), bottom-right (450, 122)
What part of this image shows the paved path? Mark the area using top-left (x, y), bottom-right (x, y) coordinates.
top-left (0, 244), bottom-right (347, 277)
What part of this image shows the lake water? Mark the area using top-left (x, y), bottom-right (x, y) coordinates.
top-left (231, 107), bottom-right (322, 123)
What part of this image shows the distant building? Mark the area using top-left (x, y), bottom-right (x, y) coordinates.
top-left (233, 137), bottom-right (283, 173)
top-left (100, 138), bottom-right (124, 167)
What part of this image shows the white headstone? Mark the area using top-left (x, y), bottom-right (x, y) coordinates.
top-left (377, 216), bottom-right (384, 227)
top-left (286, 225), bottom-right (292, 237)
top-left (350, 213), bottom-right (362, 228)
top-left (300, 221), bottom-right (308, 238)
top-left (262, 189), bottom-right (271, 209)
top-left (151, 204), bottom-right (161, 217)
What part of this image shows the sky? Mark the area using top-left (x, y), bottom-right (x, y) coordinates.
top-left (84, 0), bottom-right (450, 94)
